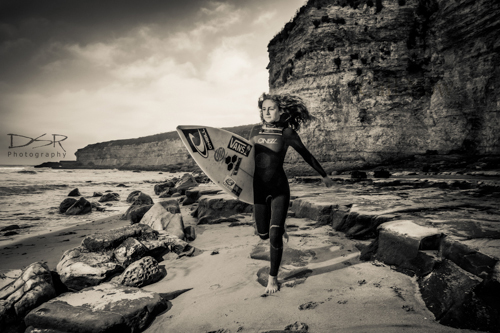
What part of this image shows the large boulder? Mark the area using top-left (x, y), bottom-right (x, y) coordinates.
top-left (195, 193), bottom-right (253, 224)
top-left (116, 256), bottom-right (166, 288)
top-left (369, 220), bottom-right (443, 276)
top-left (126, 191), bottom-right (153, 205)
top-left (140, 201), bottom-right (185, 239)
top-left (174, 173), bottom-right (198, 192)
top-left (124, 204), bottom-right (154, 224)
top-left (114, 238), bottom-right (149, 267)
top-left (24, 283), bottom-right (168, 333)
top-left (65, 197), bottom-right (92, 215)
top-left (56, 247), bottom-right (123, 291)
top-left (81, 224), bottom-right (157, 252)
top-left (59, 198), bottom-right (77, 214)
top-left (154, 181), bottom-right (175, 195)
top-left (0, 262), bottom-right (56, 328)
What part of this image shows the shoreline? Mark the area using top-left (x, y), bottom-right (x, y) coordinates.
top-left (0, 214), bottom-right (129, 271)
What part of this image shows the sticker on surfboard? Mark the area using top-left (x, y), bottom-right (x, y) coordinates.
top-left (180, 128), bottom-right (214, 158)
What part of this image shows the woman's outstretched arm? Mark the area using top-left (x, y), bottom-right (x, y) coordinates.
top-left (284, 128), bottom-right (333, 187)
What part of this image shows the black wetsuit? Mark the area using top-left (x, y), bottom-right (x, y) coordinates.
top-left (249, 124), bottom-right (327, 277)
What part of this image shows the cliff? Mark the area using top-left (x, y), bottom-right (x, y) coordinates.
top-left (268, 0), bottom-right (500, 171)
top-left (76, 0), bottom-right (500, 173)
top-left (75, 125), bottom-right (256, 171)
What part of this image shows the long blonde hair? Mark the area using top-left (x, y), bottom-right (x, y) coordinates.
top-left (258, 93), bottom-right (313, 131)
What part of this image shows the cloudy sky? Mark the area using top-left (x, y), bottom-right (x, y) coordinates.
top-left (0, 0), bottom-right (305, 165)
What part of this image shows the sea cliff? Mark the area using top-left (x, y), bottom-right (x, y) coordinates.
top-left (75, 0), bottom-right (500, 173)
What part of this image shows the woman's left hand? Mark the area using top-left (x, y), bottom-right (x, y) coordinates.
top-left (322, 176), bottom-right (334, 188)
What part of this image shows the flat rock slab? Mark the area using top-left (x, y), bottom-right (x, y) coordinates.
top-left (24, 282), bottom-right (168, 333)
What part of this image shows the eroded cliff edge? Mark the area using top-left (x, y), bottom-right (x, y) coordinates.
top-left (268, 0), bottom-right (500, 171)
top-left (75, 0), bottom-right (500, 173)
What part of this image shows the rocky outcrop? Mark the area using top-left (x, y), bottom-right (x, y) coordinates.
top-left (194, 193), bottom-right (253, 224)
top-left (140, 201), bottom-right (186, 239)
top-left (0, 262), bottom-right (56, 328)
top-left (115, 256), bottom-right (166, 288)
top-left (24, 283), bottom-right (169, 333)
top-left (57, 224), bottom-right (181, 291)
top-left (267, 0), bottom-right (500, 171)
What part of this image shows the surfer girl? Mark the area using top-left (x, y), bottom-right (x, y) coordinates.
top-left (249, 92), bottom-right (333, 294)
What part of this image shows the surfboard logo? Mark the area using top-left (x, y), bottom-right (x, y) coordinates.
top-left (258, 138), bottom-right (278, 144)
top-left (182, 128), bottom-right (214, 158)
top-left (228, 136), bottom-right (252, 157)
top-left (214, 147), bottom-right (226, 162)
top-left (223, 176), bottom-right (242, 197)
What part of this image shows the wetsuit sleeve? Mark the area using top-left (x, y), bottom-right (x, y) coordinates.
top-left (284, 128), bottom-right (327, 178)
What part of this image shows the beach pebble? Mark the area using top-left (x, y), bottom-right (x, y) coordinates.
top-left (92, 192), bottom-right (103, 197)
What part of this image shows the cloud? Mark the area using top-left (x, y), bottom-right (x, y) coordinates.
top-left (252, 10), bottom-right (277, 25)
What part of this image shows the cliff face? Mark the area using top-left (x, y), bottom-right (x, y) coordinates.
top-left (75, 125), bottom-right (255, 171)
top-left (268, 0), bottom-right (500, 170)
top-left (76, 0), bottom-right (499, 173)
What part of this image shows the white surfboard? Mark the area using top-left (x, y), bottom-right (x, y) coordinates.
top-left (176, 125), bottom-right (254, 204)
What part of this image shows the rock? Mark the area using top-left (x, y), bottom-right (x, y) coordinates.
top-left (351, 171), bottom-right (367, 179)
top-left (284, 321), bottom-right (309, 331)
top-left (123, 204), bottom-right (154, 224)
top-left (0, 225), bottom-right (20, 232)
top-left (92, 192), bottom-right (103, 197)
top-left (3, 231), bottom-right (18, 236)
top-left (0, 262), bottom-right (56, 328)
top-left (373, 169), bottom-right (391, 178)
top-left (373, 220), bottom-right (443, 276)
top-left (67, 188), bottom-right (81, 197)
top-left (81, 224), bottom-right (158, 252)
top-left (24, 283), bottom-right (168, 333)
top-left (116, 256), bottom-right (166, 287)
top-left (184, 226), bottom-right (196, 241)
top-left (196, 193), bottom-right (253, 224)
top-left (56, 247), bottom-right (123, 291)
top-left (439, 237), bottom-right (498, 277)
top-left (291, 198), bottom-right (335, 226)
top-left (126, 191), bottom-right (153, 205)
top-left (154, 181), bottom-right (175, 195)
top-left (114, 238), bottom-right (148, 267)
top-left (174, 173), bottom-right (198, 192)
top-left (58, 198), bottom-right (77, 214)
top-left (116, 183), bottom-right (129, 187)
top-left (419, 260), bottom-right (482, 328)
top-left (159, 187), bottom-right (177, 198)
top-left (140, 201), bottom-right (185, 239)
top-left (98, 192), bottom-right (120, 203)
top-left (65, 197), bottom-right (92, 215)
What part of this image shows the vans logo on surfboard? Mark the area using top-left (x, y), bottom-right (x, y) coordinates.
top-left (227, 136), bottom-right (252, 157)
top-left (182, 128), bottom-right (214, 158)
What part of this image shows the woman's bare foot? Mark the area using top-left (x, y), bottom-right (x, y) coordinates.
top-left (265, 275), bottom-right (280, 294)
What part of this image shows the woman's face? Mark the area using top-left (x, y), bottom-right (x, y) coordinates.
top-left (261, 99), bottom-right (282, 123)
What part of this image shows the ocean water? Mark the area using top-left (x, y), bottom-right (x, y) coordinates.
top-left (0, 166), bottom-right (183, 246)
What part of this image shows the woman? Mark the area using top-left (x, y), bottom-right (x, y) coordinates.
top-left (249, 93), bottom-right (333, 294)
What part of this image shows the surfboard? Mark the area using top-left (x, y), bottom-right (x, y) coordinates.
top-left (176, 125), bottom-right (254, 204)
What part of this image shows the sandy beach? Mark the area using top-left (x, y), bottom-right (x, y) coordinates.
top-left (2, 168), bottom-right (498, 332)
top-left (0, 193), bottom-right (480, 333)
